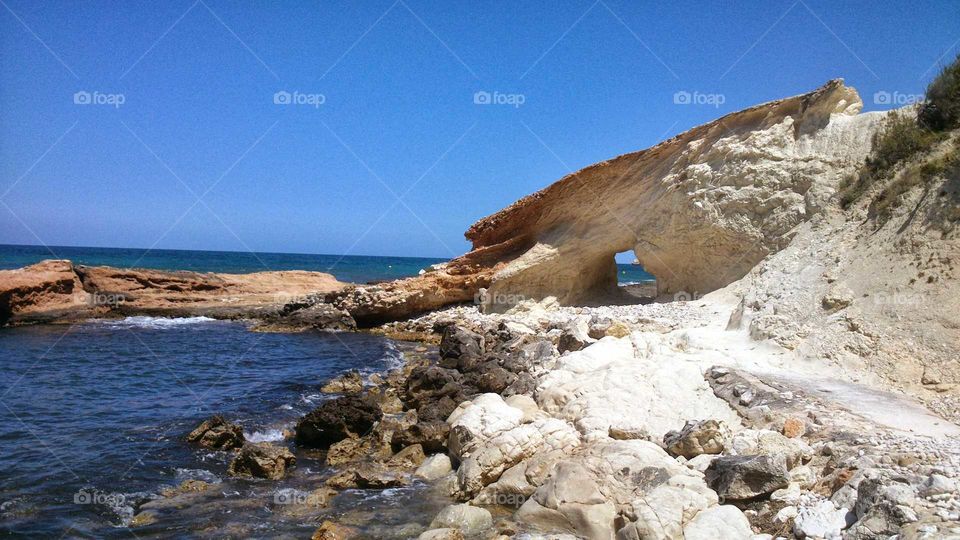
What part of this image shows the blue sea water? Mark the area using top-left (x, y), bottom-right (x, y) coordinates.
top-left (0, 318), bottom-right (444, 537)
top-left (0, 244), bottom-right (655, 284)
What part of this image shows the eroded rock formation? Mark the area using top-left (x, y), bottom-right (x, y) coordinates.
top-left (326, 80), bottom-right (885, 322)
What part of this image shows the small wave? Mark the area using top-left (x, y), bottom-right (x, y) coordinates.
top-left (244, 428), bottom-right (286, 443)
top-left (97, 316), bottom-right (218, 329)
top-left (174, 468), bottom-right (221, 484)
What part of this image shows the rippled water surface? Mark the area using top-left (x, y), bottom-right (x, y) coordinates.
top-left (0, 318), bottom-right (428, 538)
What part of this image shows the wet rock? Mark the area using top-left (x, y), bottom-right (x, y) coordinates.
top-left (385, 444), bottom-right (426, 470)
top-left (325, 434), bottom-right (392, 466)
top-left (418, 529), bottom-right (464, 540)
top-left (793, 499), bottom-right (846, 539)
top-left (325, 462), bottom-right (409, 489)
top-left (186, 415), bottom-right (245, 451)
top-left (227, 442), bottom-right (296, 480)
top-left (295, 394), bottom-right (381, 447)
top-left (311, 520), bottom-right (358, 540)
top-left (159, 479), bottom-right (212, 497)
top-left (705, 455), bottom-right (789, 501)
top-left (277, 303), bottom-right (357, 331)
top-left (415, 454), bottom-right (454, 481)
top-left (129, 510), bottom-right (158, 527)
top-left (663, 419), bottom-right (728, 458)
top-left (430, 504), bottom-right (492, 536)
top-left (321, 370), bottom-right (363, 394)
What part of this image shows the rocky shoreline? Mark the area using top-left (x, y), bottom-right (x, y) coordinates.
top-left (125, 297), bottom-right (959, 539)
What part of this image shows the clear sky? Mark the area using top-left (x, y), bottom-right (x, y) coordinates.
top-left (1, 1), bottom-right (957, 260)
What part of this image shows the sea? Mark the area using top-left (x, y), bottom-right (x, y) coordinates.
top-left (0, 244), bottom-right (654, 537)
top-left (0, 244), bottom-right (655, 284)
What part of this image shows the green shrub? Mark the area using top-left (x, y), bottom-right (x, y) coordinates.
top-left (919, 54), bottom-right (960, 131)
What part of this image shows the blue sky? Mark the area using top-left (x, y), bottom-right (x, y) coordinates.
top-left (1, 0), bottom-right (957, 260)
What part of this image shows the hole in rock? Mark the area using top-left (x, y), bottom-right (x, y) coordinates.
top-left (612, 250), bottom-right (656, 305)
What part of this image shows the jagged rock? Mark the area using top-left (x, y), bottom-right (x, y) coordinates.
top-left (556, 319), bottom-right (594, 353)
top-left (446, 393), bottom-right (525, 459)
top-left (456, 418), bottom-right (580, 498)
top-left (439, 326), bottom-right (484, 367)
top-left (681, 505), bottom-right (754, 540)
top-left (616, 475), bottom-right (720, 539)
top-left (729, 429), bottom-right (813, 469)
top-left (393, 421), bottom-right (450, 454)
top-left (663, 420), bottom-right (728, 458)
top-left (536, 336), bottom-right (741, 441)
top-left (415, 454), bottom-right (453, 481)
top-left (186, 415), bottom-right (245, 451)
top-left (325, 462), bottom-right (409, 489)
top-left (386, 444), bottom-right (426, 470)
top-left (705, 455), bottom-right (790, 501)
top-left (324, 434), bottom-right (392, 466)
top-left (919, 473), bottom-right (957, 497)
top-left (516, 440), bottom-right (727, 539)
top-left (794, 500), bottom-right (847, 539)
top-left (429, 504), bottom-right (492, 536)
top-left (321, 370), bottom-right (363, 394)
top-left (609, 426), bottom-right (650, 441)
top-left (227, 443), bottom-right (296, 480)
top-left (295, 395), bottom-right (381, 447)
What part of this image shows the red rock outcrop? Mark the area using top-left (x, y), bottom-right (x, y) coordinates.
top-left (0, 260), bottom-right (345, 325)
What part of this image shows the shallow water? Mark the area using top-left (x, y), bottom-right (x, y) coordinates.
top-left (0, 318), bottom-right (435, 538)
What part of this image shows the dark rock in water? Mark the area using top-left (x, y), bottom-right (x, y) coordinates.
top-left (438, 326), bottom-right (484, 366)
top-left (705, 454), bottom-right (789, 500)
top-left (295, 395), bottom-right (382, 448)
top-left (321, 370), bottom-right (363, 394)
top-left (186, 415), bottom-right (245, 450)
top-left (281, 301), bottom-right (356, 330)
top-left (393, 420), bottom-right (450, 454)
top-left (227, 442), bottom-right (296, 479)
